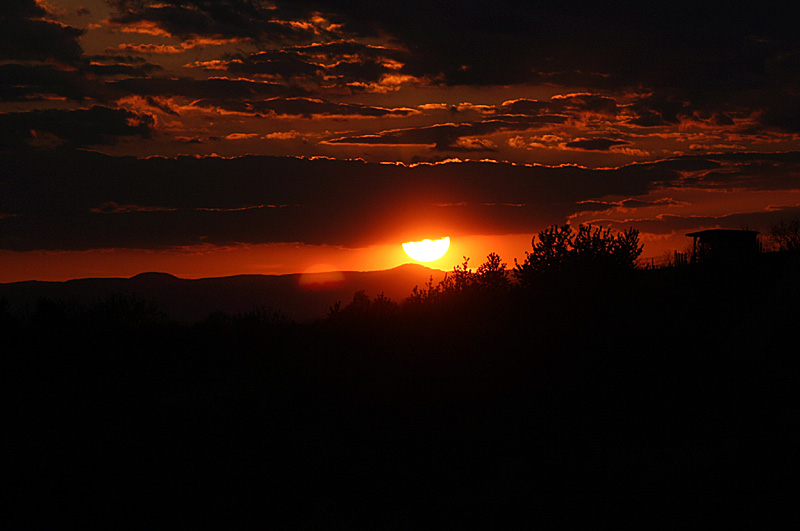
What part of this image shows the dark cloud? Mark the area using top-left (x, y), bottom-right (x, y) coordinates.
top-left (0, 1), bottom-right (84, 63)
top-left (671, 153), bottom-right (800, 191)
top-left (305, 94), bottom-right (623, 152)
top-left (327, 57), bottom-right (393, 84)
top-left (316, 2), bottom-right (760, 84)
top-left (107, 0), bottom-right (344, 43)
top-left (218, 50), bottom-right (325, 79)
top-left (327, 116), bottom-right (566, 150)
top-left (96, 1), bottom-right (800, 130)
top-left (500, 99), bottom-right (551, 116)
top-left (110, 76), bottom-right (302, 99)
top-left (0, 150), bottom-right (711, 251)
top-left (85, 56), bottom-right (164, 77)
top-left (0, 45), bottom-right (177, 103)
top-left (292, 40), bottom-right (402, 62)
top-left (757, 94), bottom-right (800, 133)
top-left (0, 64), bottom-right (101, 102)
top-left (626, 94), bottom-right (692, 127)
top-left (0, 58), bottom-right (168, 104)
top-left (318, 2), bottom-right (800, 129)
top-left (602, 206), bottom-right (800, 237)
top-left (0, 106), bottom-right (154, 151)
top-left (501, 94), bottom-right (619, 118)
top-left (191, 42), bottom-right (412, 91)
top-left (140, 96), bottom-right (180, 116)
top-left (570, 201), bottom-right (618, 213)
top-left (191, 97), bottom-right (416, 118)
top-left (565, 138), bottom-right (629, 151)
top-left (2, 0), bottom-right (47, 18)
top-left (574, 197), bottom-right (686, 213)
top-left (4, 149), bottom-right (798, 252)
top-left (619, 198), bottom-right (685, 209)
top-left (550, 94), bottom-right (619, 116)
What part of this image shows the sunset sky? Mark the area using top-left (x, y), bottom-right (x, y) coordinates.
top-left (2, 0), bottom-right (800, 281)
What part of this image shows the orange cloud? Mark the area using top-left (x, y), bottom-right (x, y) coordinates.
top-left (112, 43), bottom-right (184, 54)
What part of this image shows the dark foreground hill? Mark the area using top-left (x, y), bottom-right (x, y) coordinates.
top-left (5, 253), bottom-right (800, 528)
top-left (0, 263), bottom-right (446, 323)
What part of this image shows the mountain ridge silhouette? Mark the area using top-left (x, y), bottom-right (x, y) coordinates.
top-left (0, 263), bottom-right (447, 323)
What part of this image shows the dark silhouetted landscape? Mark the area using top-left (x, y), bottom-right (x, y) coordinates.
top-left (6, 229), bottom-right (799, 528)
top-left (6, 1), bottom-right (800, 527)
top-left (0, 263), bottom-right (447, 324)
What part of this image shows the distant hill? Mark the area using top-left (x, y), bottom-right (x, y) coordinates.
top-left (0, 264), bottom-right (447, 323)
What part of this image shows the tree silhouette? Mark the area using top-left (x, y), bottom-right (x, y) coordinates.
top-left (475, 252), bottom-right (510, 292)
top-left (404, 253), bottom-right (512, 310)
top-left (516, 224), bottom-right (573, 277)
top-left (329, 290), bottom-right (399, 322)
top-left (767, 216), bottom-right (800, 252)
top-left (405, 276), bottom-right (441, 307)
top-left (574, 225), bottom-right (643, 270)
top-left (514, 223), bottom-right (643, 286)
top-left (437, 256), bottom-right (474, 295)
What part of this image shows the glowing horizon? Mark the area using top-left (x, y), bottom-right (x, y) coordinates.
top-left (0, 230), bottom-right (693, 283)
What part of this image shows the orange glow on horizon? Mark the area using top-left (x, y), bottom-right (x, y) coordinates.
top-left (297, 263), bottom-right (345, 291)
top-left (0, 231), bottom-right (676, 283)
top-left (0, 236), bottom-right (522, 282)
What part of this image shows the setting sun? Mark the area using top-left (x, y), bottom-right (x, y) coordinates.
top-left (402, 237), bottom-right (451, 262)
